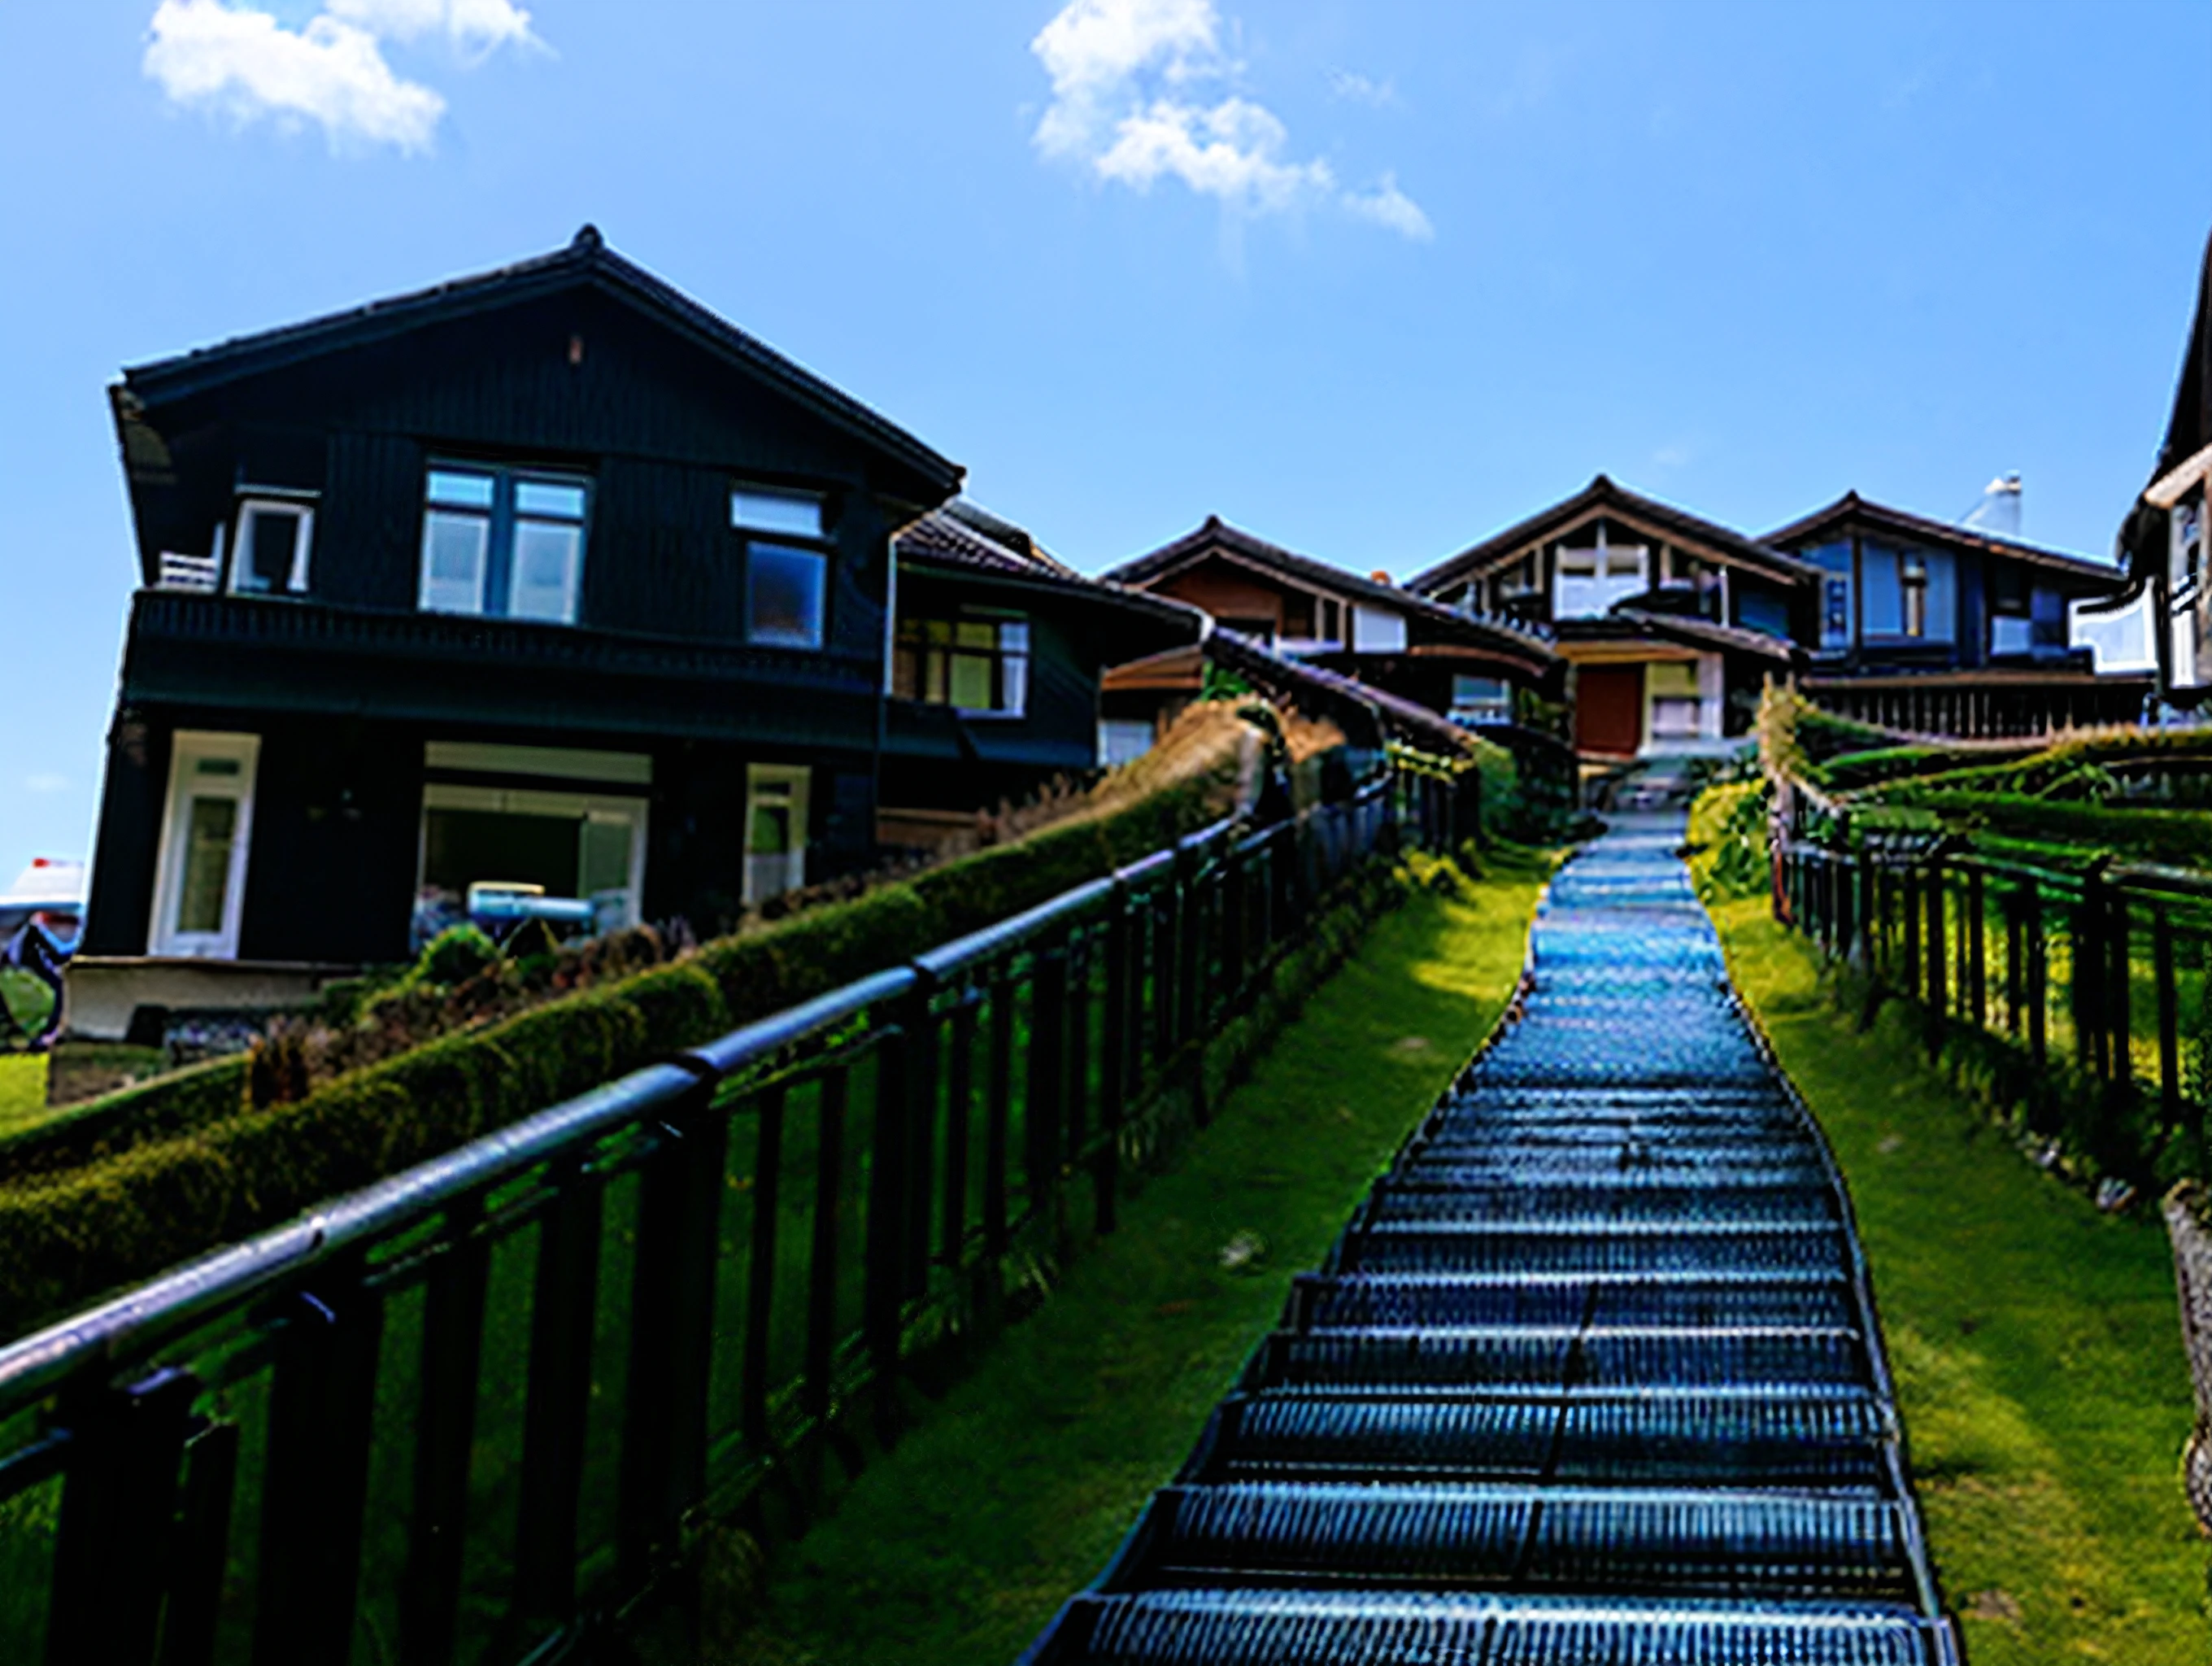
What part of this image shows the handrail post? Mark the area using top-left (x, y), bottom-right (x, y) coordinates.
top-left (45, 1367), bottom-right (198, 1666)
top-left (864, 1010), bottom-right (913, 1445)
top-left (1095, 883), bottom-right (1129, 1236)
top-left (2156, 905), bottom-right (2182, 1132)
top-left (1925, 857), bottom-right (1947, 1059)
top-left (513, 1157), bottom-right (603, 1633)
top-left (617, 1066), bottom-right (729, 1590)
top-left (398, 1197), bottom-right (492, 1666)
top-left (252, 1262), bottom-right (385, 1666)
top-left (900, 975), bottom-right (941, 1303)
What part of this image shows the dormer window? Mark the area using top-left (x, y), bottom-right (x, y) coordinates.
top-left (419, 464), bottom-right (590, 624)
top-left (229, 496), bottom-right (315, 597)
top-left (733, 485), bottom-right (830, 649)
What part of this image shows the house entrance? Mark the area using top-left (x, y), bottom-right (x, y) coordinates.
top-left (149, 731), bottom-right (260, 957)
top-left (1575, 665), bottom-right (1644, 757)
top-left (744, 765), bottom-right (809, 907)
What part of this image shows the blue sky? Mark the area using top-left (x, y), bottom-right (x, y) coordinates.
top-left (2, 0), bottom-right (2207, 878)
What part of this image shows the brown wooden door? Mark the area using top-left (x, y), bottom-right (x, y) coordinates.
top-left (1576, 665), bottom-right (1644, 757)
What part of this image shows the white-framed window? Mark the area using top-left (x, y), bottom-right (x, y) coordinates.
top-left (1554, 542), bottom-right (1648, 619)
top-left (1647, 661), bottom-right (1701, 740)
top-left (893, 613), bottom-right (1030, 714)
top-left (1451, 675), bottom-right (1512, 722)
top-left (413, 781), bottom-right (647, 949)
top-left (148, 731), bottom-right (259, 958)
top-left (734, 485), bottom-right (830, 649)
top-left (229, 497), bottom-right (315, 596)
top-left (744, 764), bottom-right (810, 906)
top-left (419, 464), bottom-right (590, 623)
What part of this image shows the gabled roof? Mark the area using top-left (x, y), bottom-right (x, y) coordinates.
top-left (895, 503), bottom-right (1204, 650)
top-left (1605, 609), bottom-right (1799, 665)
top-left (1409, 475), bottom-right (1820, 595)
top-left (1105, 515), bottom-right (1557, 673)
top-left (2120, 229), bottom-right (2212, 591)
top-left (117, 225), bottom-right (963, 496)
top-left (1763, 492), bottom-right (2127, 590)
top-left (896, 502), bottom-right (1073, 577)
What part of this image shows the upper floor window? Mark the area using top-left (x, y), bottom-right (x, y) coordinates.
top-left (734, 486), bottom-right (830, 649)
top-left (229, 496), bottom-right (315, 598)
top-left (1901, 552), bottom-right (1928, 638)
top-left (420, 464), bottom-right (590, 624)
top-left (894, 613), bottom-right (1030, 714)
top-left (1554, 542), bottom-right (1647, 619)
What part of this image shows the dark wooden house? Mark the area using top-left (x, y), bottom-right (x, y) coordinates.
top-left (1096, 516), bottom-right (1561, 760)
top-left (1764, 493), bottom-right (2145, 735)
top-left (76, 227), bottom-right (964, 1025)
top-left (1409, 477), bottom-right (1810, 763)
top-left (879, 500), bottom-right (1199, 848)
top-left (2117, 229), bottom-right (2212, 709)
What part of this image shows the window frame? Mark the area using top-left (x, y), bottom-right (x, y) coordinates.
top-left (732, 482), bottom-right (834, 652)
top-left (227, 495), bottom-right (316, 599)
top-left (418, 461), bottom-right (592, 625)
top-left (147, 730), bottom-right (260, 959)
top-left (893, 610), bottom-right (1032, 717)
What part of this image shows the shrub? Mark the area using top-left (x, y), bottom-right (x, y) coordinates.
top-left (417, 923), bottom-right (500, 988)
top-left (1687, 780), bottom-right (1771, 901)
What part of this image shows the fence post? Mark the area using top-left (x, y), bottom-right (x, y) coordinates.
top-left (2157, 905), bottom-right (2182, 1132)
top-left (252, 1264), bottom-right (385, 1666)
top-left (1028, 935), bottom-right (1070, 1236)
top-left (1902, 865), bottom-right (1921, 997)
top-left (2075, 873), bottom-right (2105, 1079)
top-left (2109, 892), bottom-right (2132, 1089)
top-left (513, 1160), bottom-right (603, 1631)
top-left (617, 1069), bottom-right (729, 1589)
top-left (399, 1197), bottom-right (493, 1666)
top-left (2025, 888), bottom-right (2049, 1077)
top-left (1925, 859), bottom-right (1947, 1059)
top-left (864, 1010), bottom-right (913, 1444)
top-left (1096, 890), bottom-right (1129, 1235)
top-left (901, 976), bottom-right (941, 1302)
top-left (740, 1088), bottom-right (786, 1454)
top-left (45, 1367), bottom-right (198, 1666)
top-left (2005, 887), bottom-right (2024, 1036)
top-left (1967, 869), bottom-right (1988, 1031)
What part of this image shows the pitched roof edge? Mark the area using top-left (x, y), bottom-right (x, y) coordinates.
top-left (1761, 493), bottom-right (2127, 585)
top-left (1409, 476), bottom-right (1816, 595)
top-left (122, 228), bottom-right (964, 493)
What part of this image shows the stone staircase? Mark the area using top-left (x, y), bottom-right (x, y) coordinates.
top-left (1018, 812), bottom-right (1959, 1665)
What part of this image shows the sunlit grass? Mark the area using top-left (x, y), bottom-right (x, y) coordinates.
top-left (716, 852), bottom-right (1552, 1665)
top-left (1709, 893), bottom-right (2210, 1663)
top-left (0, 1057), bottom-right (46, 1132)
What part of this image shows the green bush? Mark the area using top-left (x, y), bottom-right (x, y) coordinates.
top-left (416, 923), bottom-right (501, 987)
top-left (0, 762), bottom-right (1245, 1337)
top-left (1687, 780), bottom-right (1771, 901)
top-left (1878, 791), bottom-right (2212, 870)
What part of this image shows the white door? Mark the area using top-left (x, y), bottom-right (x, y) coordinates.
top-left (149, 731), bottom-right (260, 957)
top-left (743, 765), bottom-right (809, 907)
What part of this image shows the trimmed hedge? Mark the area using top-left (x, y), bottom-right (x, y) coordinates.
top-left (1877, 790), bottom-right (2212, 870)
top-left (0, 764), bottom-right (1236, 1337)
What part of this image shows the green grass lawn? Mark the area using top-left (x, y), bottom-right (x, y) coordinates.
top-left (714, 851), bottom-right (1552, 1665)
top-left (1708, 894), bottom-right (2210, 1664)
top-left (0, 1057), bottom-right (46, 1132)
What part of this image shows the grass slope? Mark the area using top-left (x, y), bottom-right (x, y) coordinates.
top-left (0, 1058), bottom-right (43, 1132)
top-left (721, 853), bottom-right (1551, 1665)
top-left (1709, 895), bottom-right (2210, 1663)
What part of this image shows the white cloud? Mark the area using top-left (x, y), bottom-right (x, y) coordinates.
top-left (24, 775), bottom-right (68, 795)
top-left (1030, 0), bottom-right (1430, 239)
top-left (144, 0), bottom-right (537, 152)
top-left (1097, 97), bottom-right (1334, 214)
top-left (1327, 68), bottom-right (1397, 107)
top-left (1343, 173), bottom-right (1432, 242)
top-left (325, 0), bottom-right (536, 55)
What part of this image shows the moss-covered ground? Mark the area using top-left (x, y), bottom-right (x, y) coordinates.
top-left (1708, 893), bottom-right (2210, 1664)
top-left (712, 850), bottom-right (1552, 1665)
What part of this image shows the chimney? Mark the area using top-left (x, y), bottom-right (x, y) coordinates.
top-left (1962, 472), bottom-right (2023, 538)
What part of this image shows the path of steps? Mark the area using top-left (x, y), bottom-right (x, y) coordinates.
top-left (1019, 813), bottom-right (1960, 1665)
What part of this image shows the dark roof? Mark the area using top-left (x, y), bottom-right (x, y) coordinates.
top-left (1606, 609), bottom-right (1800, 665)
top-left (2119, 230), bottom-right (2212, 591)
top-left (1204, 629), bottom-right (1468, 756)
top-left (2148, 229), bottom-right (2212, 489)
top-left (1409, 475), bottom-right (1821, 595)
top-left (895, 505), bottom-right (1204, 647)
top-left (118, 225), bottom-right (963, 496)
top-left (1762, 492), bottom-right (2127, 590)
top-left (1105, 515), bottom-right (1557, 672)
